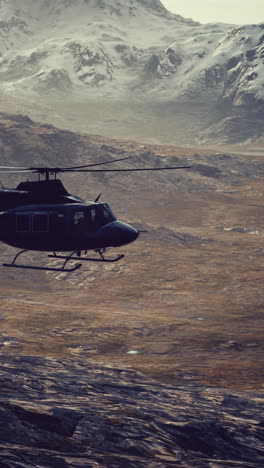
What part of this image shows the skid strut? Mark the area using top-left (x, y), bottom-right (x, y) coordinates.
top-left (48, 249), bottom-right (124, 263)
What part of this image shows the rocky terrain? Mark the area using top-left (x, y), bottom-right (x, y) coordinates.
top-left (0, 355), bottom-right (263, 467)
top-left (0, 112), bottom-right (263, 465)
top-left (0, 112), bottom-right (263, 383)
top-left (0, 0), bottom-right (263, 143)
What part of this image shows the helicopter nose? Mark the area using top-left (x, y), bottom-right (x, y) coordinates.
top-left (121, 224), bottom-right (139, 245)
top-left (102, 221), bottom-right (139, 247)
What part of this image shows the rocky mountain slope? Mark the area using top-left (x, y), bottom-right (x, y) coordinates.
top-left (0, 112), bottom-right (263, 193)
top-left (0, 0), bottom-right (263, 143)
top-left (0, 355), bottom-right (263, 467)
top-left (0, 112), bottom-right (263, 391)
top-left (0, 112), bottom-right (263, 465)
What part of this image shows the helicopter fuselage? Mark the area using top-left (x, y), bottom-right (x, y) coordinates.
top-left (0, 202), bottom-right (139, 252)
top-left (0, 161), bottom-right (189, 271)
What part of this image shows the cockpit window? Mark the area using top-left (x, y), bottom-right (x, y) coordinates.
top-left (72, 204), bottom-right (116, 231)
top-left (87, 204), bottom-right (116, 228)
top-left (102, 203), bottom-right (116, 221)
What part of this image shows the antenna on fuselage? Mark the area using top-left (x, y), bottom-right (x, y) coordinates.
top-left (94, 193), bottom-right (102, 202)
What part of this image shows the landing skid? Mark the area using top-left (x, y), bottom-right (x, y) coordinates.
top-left (3, 248), bottom-right (124, 272)
top-left (3, 263), bottom-right (81, 272)
top-left (3, 249), bottom-right (82, 272)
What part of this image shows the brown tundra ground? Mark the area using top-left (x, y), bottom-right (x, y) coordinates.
top-left (0, 116), bottom-right (263, 391)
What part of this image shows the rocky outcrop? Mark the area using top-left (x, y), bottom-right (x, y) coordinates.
top-left (0, 355), bottom-right (263, 467)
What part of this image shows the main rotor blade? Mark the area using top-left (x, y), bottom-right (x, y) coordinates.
top-left (61, 156), bottom-right (132, 170)
top-left (0, 166), bottom-right (30, 170)
top-left (0, 169), bottom-right (35, 174)
top-left (66, 166), bottom-right (191, 172)
top-left (0, 166), bottom-right (60, 174)
top-left (0, 164), bottom-right (191, 176)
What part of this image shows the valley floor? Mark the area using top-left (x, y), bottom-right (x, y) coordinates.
top-left (0, 140), bottom-right (263, 392)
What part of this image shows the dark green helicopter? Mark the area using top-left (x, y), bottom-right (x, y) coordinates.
top-left (0, 158), bottom-right (190, 272)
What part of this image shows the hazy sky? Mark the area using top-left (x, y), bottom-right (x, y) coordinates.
top-left (162, 0), bottom-right (264, 24)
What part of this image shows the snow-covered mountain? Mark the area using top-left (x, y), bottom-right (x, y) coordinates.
top-left (0, 0), bottom-right (263, 143)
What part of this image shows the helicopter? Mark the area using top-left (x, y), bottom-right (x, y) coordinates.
top-left (0, 158), bottom-right (190, 272)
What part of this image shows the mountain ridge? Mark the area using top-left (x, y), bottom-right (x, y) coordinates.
top-left (0, 1), bottom-right (263, 144)
top-left (0, 0), bottom-right (191, 27)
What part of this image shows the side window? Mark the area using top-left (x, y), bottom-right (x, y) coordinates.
top-left (33, 214), bottom-right (49, 232)
top-left (55, 213), bottom-right (65, 225)
top-left (16, 215), bottom-right (30, 232)
top-left (50, 212), bottom-right (65, 233)
top-left (90, 209), bottom-right (96, 223)
top-left (73, 211), bottom-right (85, 226)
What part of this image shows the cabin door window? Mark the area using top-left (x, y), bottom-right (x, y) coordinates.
top-left (32, 214), bottom-right (49, 232)
top-left (16, 214), bottom-right (30, 232)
